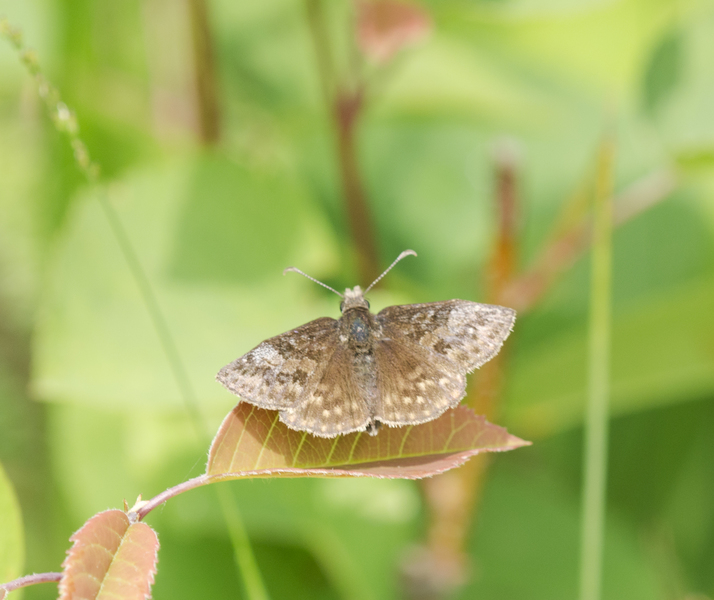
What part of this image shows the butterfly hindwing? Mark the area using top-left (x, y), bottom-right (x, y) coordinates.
top-left (280, 344), bottom-right (371, 437)
top-left (374, 338), bottom-right (466, 426)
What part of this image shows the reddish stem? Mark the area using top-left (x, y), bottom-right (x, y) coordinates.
top-left (187, 0), bottom-right (221, 144)
top-left (0, 572), bottom-right (62, 594)
top-left (471, 141), bottom-right (521, 417)
top-left (502, 167), bottom-right (677, 313)
top-left (408, 143), bottom-right (522, 599)
top-left (135, 474), bottom-right (212, 520)
top-left (304, 0), bottom-right (380, 284)
top-left (335, 88), bottom-right (381, 284)
top-left (487, 142), bottom-right (520, 305)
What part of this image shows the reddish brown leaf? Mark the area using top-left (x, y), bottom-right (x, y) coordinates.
top-left (59, 510), bottom-right (159, 600)
top-left (207, 404), bottom-right (529, 479)
top-left (356, 0), bottom-right (431, 63)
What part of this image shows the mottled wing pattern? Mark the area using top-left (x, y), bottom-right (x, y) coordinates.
top-left (373, 300), bottom-right (515, 423)
top-left (280, 344), bottom-right (371, 437)
top-left (377, 300), bottom-right (516, 373)
top-left (216, 317), bottom-right (339, 410)
top-left (374, 338), bottom-right (465, 426)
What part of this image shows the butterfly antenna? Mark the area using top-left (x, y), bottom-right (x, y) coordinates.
top-left (364, 249), bottom-right (417, 294)
top-left (283, 267), bottom-right (344, 298)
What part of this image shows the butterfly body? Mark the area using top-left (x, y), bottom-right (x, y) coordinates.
top-left (217, 284), bottom-right (516, 438)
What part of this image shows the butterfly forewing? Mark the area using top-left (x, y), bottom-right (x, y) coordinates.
top-left (376, 300), bottom-right (516, 373)
top-left (280, 345), bottom-right (371, 437)
top-left (374, 338), bottom-right (466, 426)
top-left (216, 317), bottom-right (339, 410)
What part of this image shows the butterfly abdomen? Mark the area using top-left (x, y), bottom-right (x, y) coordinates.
top-left (339, 308), bottom-right (380, 428)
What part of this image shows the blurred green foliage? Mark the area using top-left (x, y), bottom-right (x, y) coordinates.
top-left (1, 0), bottom-right (714, 598)
top-left (0, 462), bottom-right (23, 586)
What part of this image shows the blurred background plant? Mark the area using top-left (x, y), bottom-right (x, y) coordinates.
top-left (1, 0), bottom-right (714, 599)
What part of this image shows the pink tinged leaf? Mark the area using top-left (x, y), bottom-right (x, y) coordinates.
top-left (59, 510), bottom-right (159, 600)
top-left (207, 404), bottom-right (530, 479)
top-left (356, 0), bottom-right (431, 63)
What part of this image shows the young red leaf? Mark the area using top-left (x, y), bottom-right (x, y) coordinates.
top-left (59, 509), bottom-right (159, 600)
top-left (207, 403), bottom-right (529, 479)
top-left (356, 0), bottom-right (431, 63)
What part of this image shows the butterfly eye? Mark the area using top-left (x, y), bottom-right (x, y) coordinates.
top-left (339, 301), bottom-right (345, 312)
top-left (365, 300), bottom-right (370, 309)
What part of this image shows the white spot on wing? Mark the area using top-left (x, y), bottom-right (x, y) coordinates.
top-left (252, 344), bottom-right (280, 362)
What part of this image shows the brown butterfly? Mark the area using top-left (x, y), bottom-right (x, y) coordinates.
top-left (217, 251), bottom-right (516, 437)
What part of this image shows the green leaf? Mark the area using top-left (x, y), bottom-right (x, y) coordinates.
top-left (155, 477), bottom-right (417, 600)
top-left (459, 460), bottom-right (665, 600)
top-left (642, 29), bottom-right (683, 115)
top-left (438, 0), bottom-right (681, 97)
top-left (32, 156), bottom-right (339, 410)
top-left (167, 155), bottom-right (304, 284)
top-left (644, 12), bottom-right (714, 148)
top-left (47, 402), bottom-right (204, 523)
top-left (505, 275), bottom-right (714, 437)
top-left (374, 36), bottom-right (552, 124)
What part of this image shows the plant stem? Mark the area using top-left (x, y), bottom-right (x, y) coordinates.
top-left (187, 0), bottom-right (221, 144)
top-left (335, 90), bottom-right (380, 284)
top-left (134, 475), bottom-right (270, 600)
top-left (410, 141), bottom-right (522, 599)
top-left (96, 190), bottom-right (209, 440)
top-left (2, 21), bottom-right (267, 599)
top-left (0, 572), bottom-right (62, 594)
top-left (304, 0), bottom-right (335, 109)
top-left (502, 167), bottom-right (675, 313)
top-left (304, 0), bottom-right (380, 284)
top-left (216, 485), bottom-right (271, 600)
top-left (579, 137), bottom-right (614, 600)
top-left (470, 138), bottom-right (521, 416)
top-left (487, 138), bottom-right (520, 305)
top-left (135, 474), bottom-right (211, 519)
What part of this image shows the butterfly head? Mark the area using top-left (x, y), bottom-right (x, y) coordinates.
top-left (340, 286), bottom-right (370, 312)
top-left (284, 250), bottom-right (417, 315)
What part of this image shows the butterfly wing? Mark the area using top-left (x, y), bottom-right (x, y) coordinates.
top-left (374, 337), bottom-right (466, 426)
top-left (376, 300), bottom-right (516, 373)
top-left (373, 300), bottom-right (515, 425)
top-left (216, 317), bottom-right (340, 411)
top-left (218, 300), bottom-right (516, 435)
top-left (280, 344), bottom-right (371, 437)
